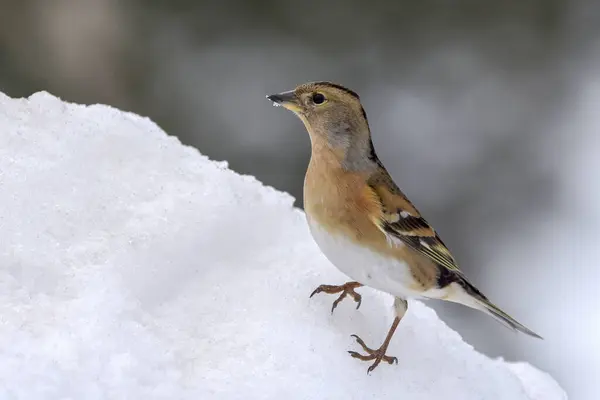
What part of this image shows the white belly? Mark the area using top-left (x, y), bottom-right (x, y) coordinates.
top-left (307, 216), bottom-right (422, 299)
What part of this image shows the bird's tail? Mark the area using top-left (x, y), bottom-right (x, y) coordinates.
top-left (453, 277), bottom-right (543, 339)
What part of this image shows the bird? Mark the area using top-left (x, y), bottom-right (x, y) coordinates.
top-left (266, 81), bottom-right (542, 374)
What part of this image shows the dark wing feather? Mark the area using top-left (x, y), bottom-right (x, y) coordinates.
top-left (366, 164), bottom-right (543, 339)
top-left (368, 170), bottom-right (461, 273)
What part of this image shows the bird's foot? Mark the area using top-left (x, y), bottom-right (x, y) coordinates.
top-left (348, 334), bottom-right (398, 374)
top-left (309, 281), bottom-right (363, 313)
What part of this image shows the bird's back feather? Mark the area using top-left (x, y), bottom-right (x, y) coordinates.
top-left (366, 163), bottom-right (542, 339)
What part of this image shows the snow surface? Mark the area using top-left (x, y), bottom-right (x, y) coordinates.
top-left (0, 91), bottom-right (567, 399)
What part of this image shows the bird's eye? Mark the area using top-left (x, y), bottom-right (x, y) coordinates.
top-left (312, 93), bottom-right (326, 105)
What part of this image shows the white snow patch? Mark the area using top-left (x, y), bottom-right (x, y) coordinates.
top-left (0, 91), bottom-right (567, 399)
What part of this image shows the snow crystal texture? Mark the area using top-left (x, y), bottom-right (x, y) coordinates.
top-left (0, 92), bottom-right (567, 399)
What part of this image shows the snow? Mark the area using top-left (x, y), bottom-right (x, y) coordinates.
top-left (0, 91), bottom-right (567, 399)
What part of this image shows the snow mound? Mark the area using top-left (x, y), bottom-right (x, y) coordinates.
top-left (0, 91), bottom-right (567, 399)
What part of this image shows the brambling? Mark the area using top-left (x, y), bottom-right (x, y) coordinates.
top-left (267, 81), bottom-right (541, 374)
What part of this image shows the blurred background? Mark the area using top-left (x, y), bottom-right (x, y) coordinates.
top-left (1, 0), bottom-right (597, 398)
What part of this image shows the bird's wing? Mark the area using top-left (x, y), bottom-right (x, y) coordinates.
top-left (367, 168), bottom-right (461, 273)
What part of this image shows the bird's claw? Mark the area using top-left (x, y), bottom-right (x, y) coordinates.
top-left (309, 282), bottom-right (363, 313)
top-left (349, 334), bottom-right (398, 374)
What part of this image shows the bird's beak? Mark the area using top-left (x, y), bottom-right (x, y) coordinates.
top-left (266, 90), bottom-right (302, 113)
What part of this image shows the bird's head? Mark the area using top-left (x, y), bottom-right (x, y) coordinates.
top-left (267, 82), bottom-right (373, 164)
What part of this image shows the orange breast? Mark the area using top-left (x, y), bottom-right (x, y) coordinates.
top-left (304, 149), bottom-right (381, 243)
top-left (303, 146), bottom-right (438, 291)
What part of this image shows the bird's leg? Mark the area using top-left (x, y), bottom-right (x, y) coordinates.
top-left (348, 297), bottom-right (407, 374)
top-left (309, 281), bottom-right (363, 313)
